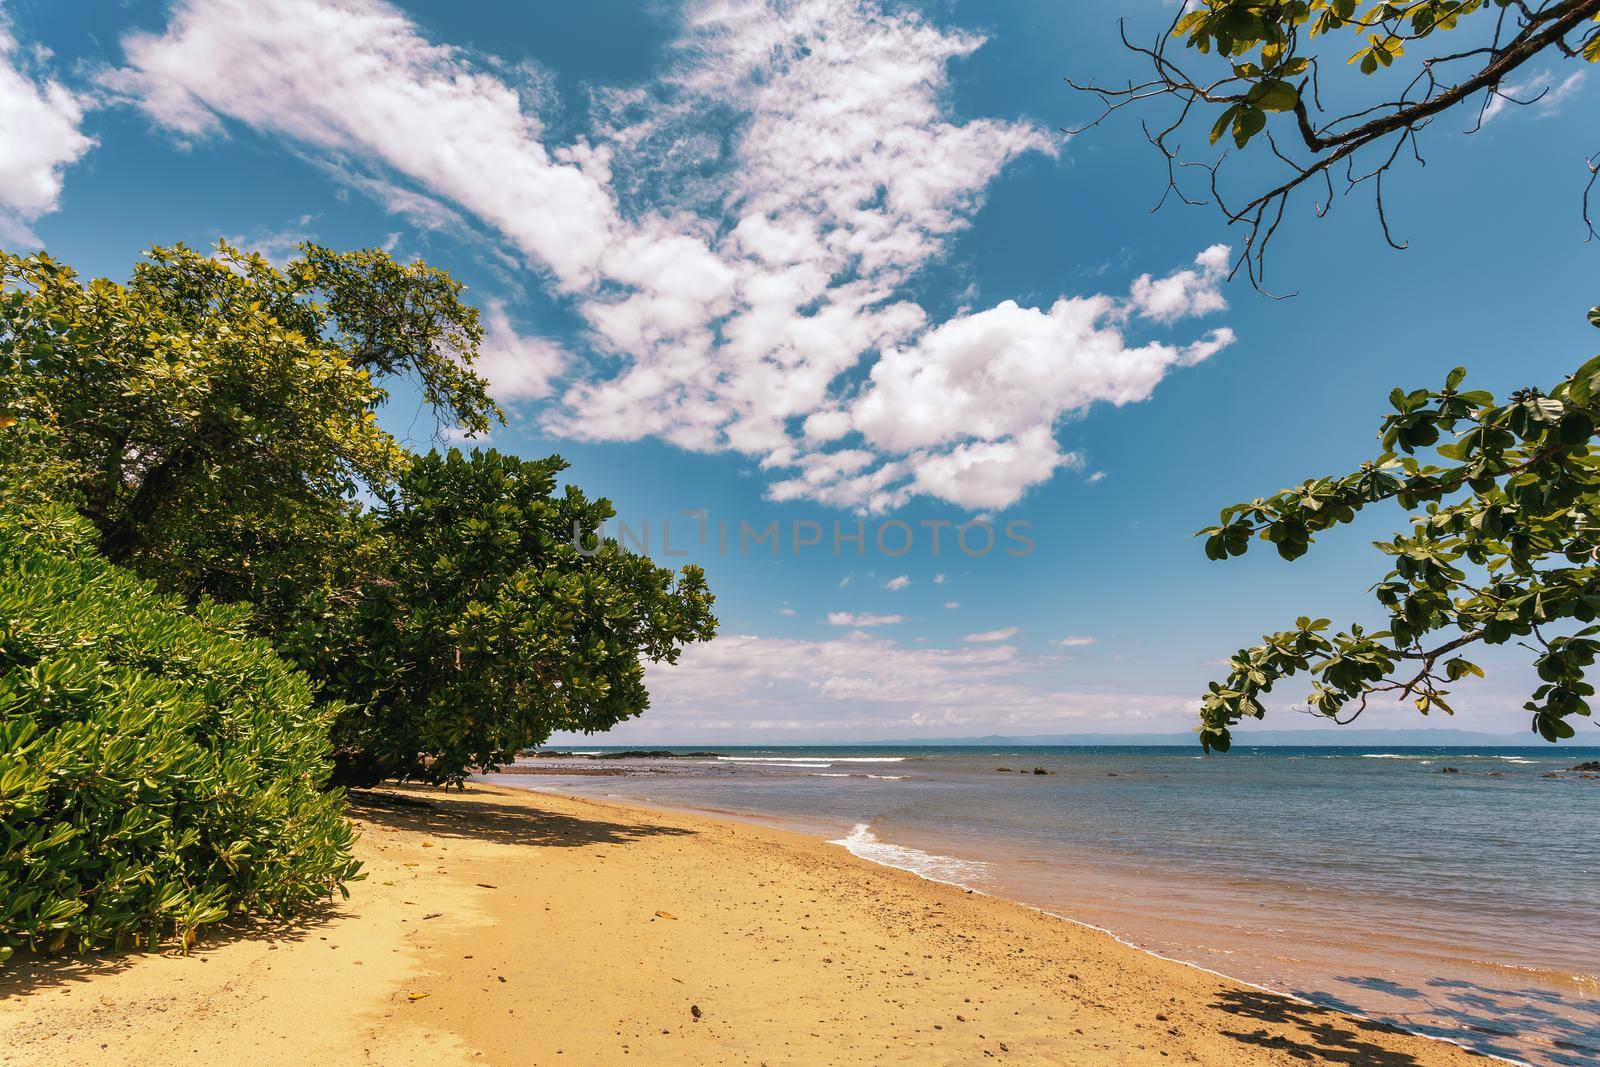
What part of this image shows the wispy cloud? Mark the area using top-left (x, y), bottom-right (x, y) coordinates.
top-left (963, 626), bottom-right (1019, 643)
top-left (883, 575), bottom-right (910, 591)
top-left (827, 611), bottom-right (903, 627)
top-left (1053, 635), bottom-right (1096, 647)
top-left (561, 630), bottom-right (1196, 740)
top-left (1482, 70), bottom-right (1586, 125)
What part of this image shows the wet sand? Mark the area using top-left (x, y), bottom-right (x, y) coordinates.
top-left (0, 783), bottom-right (1489, 1065)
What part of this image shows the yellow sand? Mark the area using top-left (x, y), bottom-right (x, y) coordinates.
top-left (0, 783), bottom-right (1486, 1065)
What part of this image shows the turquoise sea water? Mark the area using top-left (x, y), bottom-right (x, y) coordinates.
top-left (483, 745), bottom-right (1600, 1065)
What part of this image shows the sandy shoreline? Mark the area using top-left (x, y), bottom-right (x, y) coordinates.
top-left (0, 783), bottom-right (1488, 1065)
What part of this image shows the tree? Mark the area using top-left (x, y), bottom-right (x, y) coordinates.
top-left (0, 242), bottom-right (498, 622)
top-left (1196, 305), bottom-right (1600, 751)
top-left (4, 242), bottom-right (720, 789)
top-left (1069, 1), bottom-right (1600, 285)
top-left (302, 448), bottom-right (718, 787)
top-left (0, 470), bottom-right (359, 959)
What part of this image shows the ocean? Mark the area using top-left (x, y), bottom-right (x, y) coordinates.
top-left (481, 745), bottom-right (1600, 1065)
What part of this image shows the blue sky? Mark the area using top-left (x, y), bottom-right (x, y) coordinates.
top-left (3, 0), bottom-right (1597, 742)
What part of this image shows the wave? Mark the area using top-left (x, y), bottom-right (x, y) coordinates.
top-left (828, 823), bottom-right (988, 887)
top-left (716, 756), bottom-right (908, 763)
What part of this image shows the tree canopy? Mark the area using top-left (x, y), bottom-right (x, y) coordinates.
top-left (304, 448), bottom-right (717, 787)
top-left (1070, 0), bottom-right (1600, 284)
top-left (0, 242), bottom-right (497, 617)
top-left (2, 241), bottom-right (719, 792)
top-left (1197, 305), bottom-right (1600, 751)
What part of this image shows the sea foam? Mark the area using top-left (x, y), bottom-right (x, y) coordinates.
top-left (828, 823), bottom-right (988, 887)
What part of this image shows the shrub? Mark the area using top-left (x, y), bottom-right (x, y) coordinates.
top-left (0, 494), bottom-right (359, 962)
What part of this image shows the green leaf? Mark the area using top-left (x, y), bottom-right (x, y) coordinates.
top-left (1247, 79), bottom-right (1299, 112)
top-left (1233, 106), bottom-right (1267, 147)
top-left (1210, 105), bottom-right (1240, 145)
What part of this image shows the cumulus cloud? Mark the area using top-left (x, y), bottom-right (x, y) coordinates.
top-left (114, 0), bottom-right (1234, 510)
top-left (963, 626), bottom-right (1019, 643)
top-left (827, 611), bottom-right (903, 627)
top-left (1126, 243), bottom-right (1229, 323)
top-left (0, 23), bottom-right (93, 243)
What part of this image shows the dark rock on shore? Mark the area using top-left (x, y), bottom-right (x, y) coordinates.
top-left (1438, 767), bottom-right (1459, 774)
top-left (1571, 760), bottom-right (1600, 772)
top-left (1032, 767), bottom-right (1051, 775)
top-left (490, 765), bottom-right (629, 777)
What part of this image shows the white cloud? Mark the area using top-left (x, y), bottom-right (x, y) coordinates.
top-left (944, 601), bottom-right (960, 609)
top-left (1085, 470), bottom-right (1106, 484)
top-left (224, 217), bottom-right (317, 266)
top-left (567, 630), bottom-right (1196, 740)
top-left (1126, 243), bottom-right (1229, 323)
top-left (475, 300), bottom-right (568, 401)
top-left (883, 575), bottom-right (910, 591)
top-left (963, 626), bottom-right (1019, 643)
top-left (779, 606), bottom-right (797, 616)
top-left (1054, 635), bottom-right (1096, 647)
top-left (0, 22), bottom-right (93, 243)
top-left (342, 173), bottom-right (469, 233)
top-left (933, 573), bottom-right (947, 584)
top-left (114, 0), bottom-right (1234, 511)
top-left (827, 611), bottom-right (903, 627)
top-left (114, 0), bottom-right (618, 289)
top-left (1482, 69), bottom-right (1586, 125)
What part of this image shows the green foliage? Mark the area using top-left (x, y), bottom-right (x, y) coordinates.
top-left (1171, 1), bottom-right (1600, 150)
top-left (2, 242), bottom-right (719, 809)
top-left (0, 242), bottom-right (498, 620)
top-left (1197, 305), bottom-right (1600, 752)
top-left (304, 448), bottom-right (717, 787)
top-left (0, 485), bottom-right (359, 961)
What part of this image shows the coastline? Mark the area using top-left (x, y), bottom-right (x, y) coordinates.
top-left (0, 783), bottom-right (1488, 1065)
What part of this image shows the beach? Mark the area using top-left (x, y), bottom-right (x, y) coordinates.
top-left (0, 783), bottom-right (1486, 1065)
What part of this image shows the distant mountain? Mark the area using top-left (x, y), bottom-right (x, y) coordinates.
top-left (560, 727), bottom-right (1600, 750)
top-left (860, 728), bottom-right (1580, 748)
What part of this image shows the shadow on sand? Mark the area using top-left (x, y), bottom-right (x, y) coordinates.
top-left (4, 786), bottom-right (688, 1002)
top-left (347, 786), bottom-right (698, 849)
top-left (1305, 974), bottom-right (1600, 1067)
top-left (0, 901), bottom-right (342, 1002)
top-left (1206, 987), bottom-right (1492, 1065)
